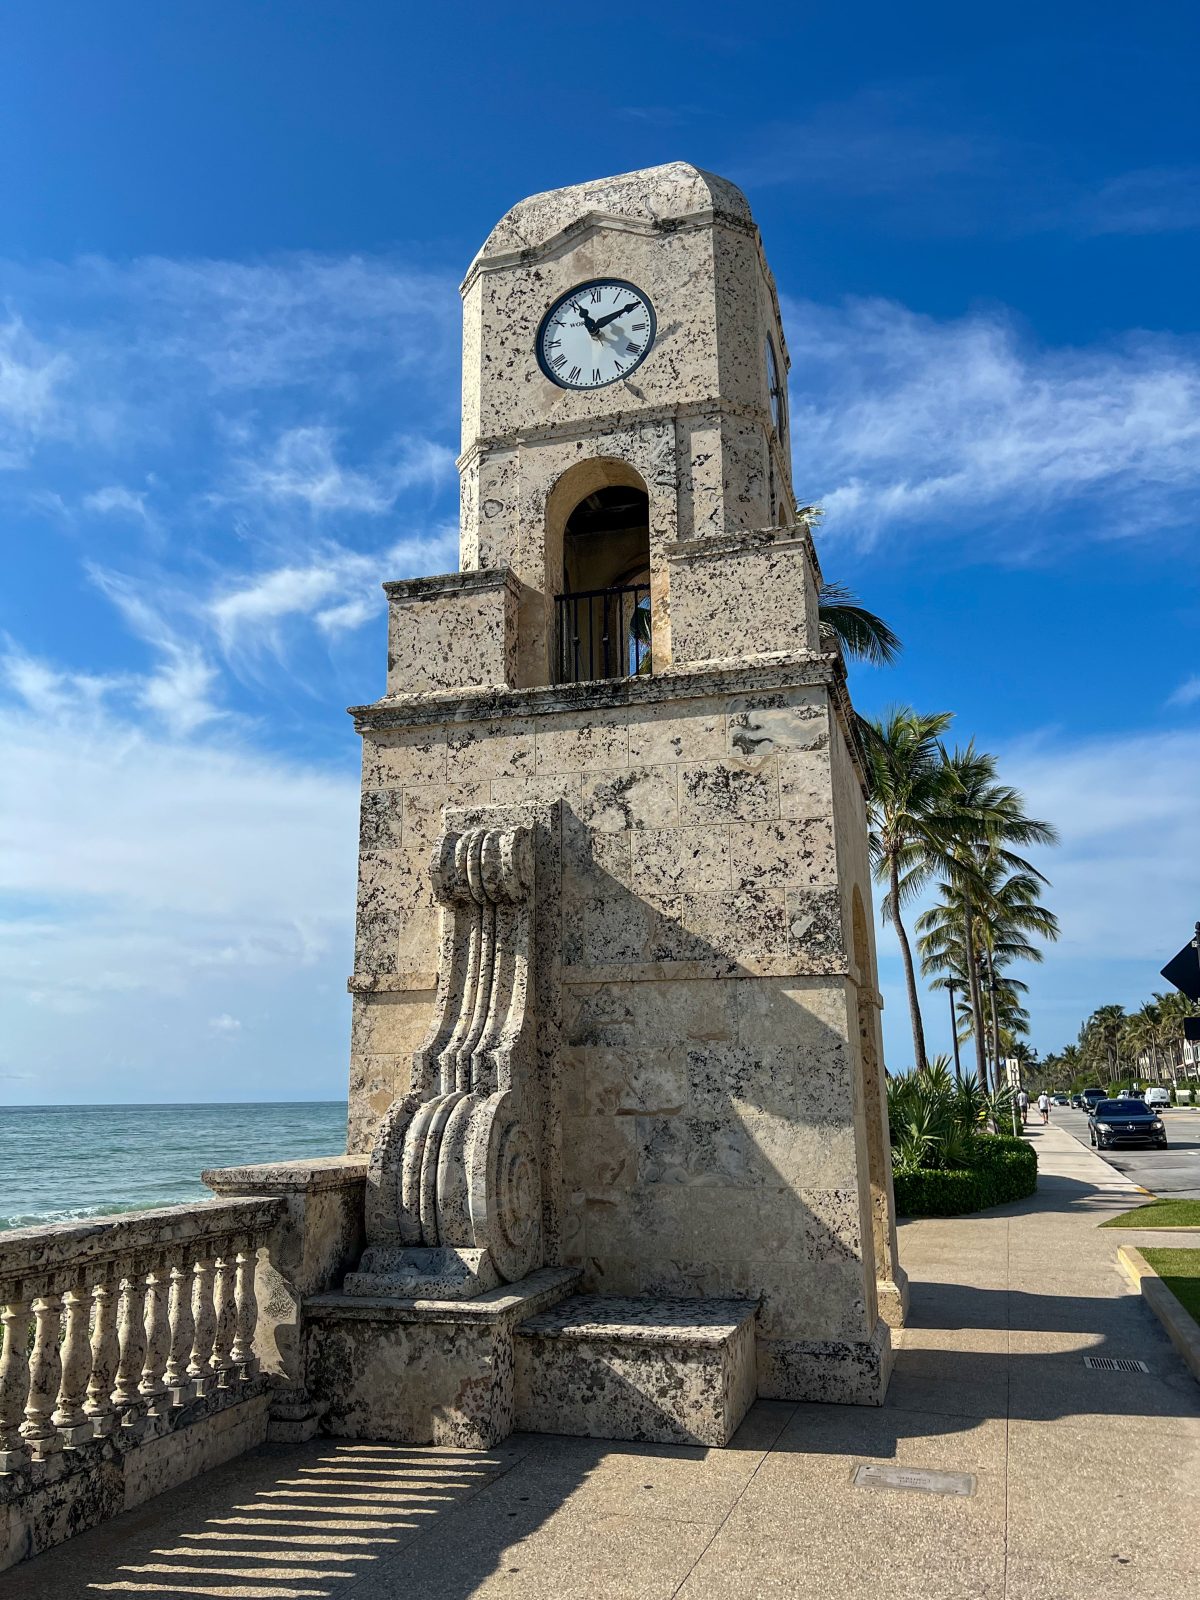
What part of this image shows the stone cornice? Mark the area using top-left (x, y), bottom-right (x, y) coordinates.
top-left (202, 1156), bottom-right (370, 1195)
top-left (348, 652), bottom-right (840, 732)
top-left (460, 206), bottom-right (756, 294)
top-left (456, 397), bottom-right (773, 470)
top-left (382, 568), bottom-right (520, 604)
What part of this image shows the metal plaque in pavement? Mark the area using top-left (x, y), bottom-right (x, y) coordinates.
top-left (852, 1463), bottom-right (976, 1497)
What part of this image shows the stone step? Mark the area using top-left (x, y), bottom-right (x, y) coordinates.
top-left (514, 1293), bottom-right (759, 1447)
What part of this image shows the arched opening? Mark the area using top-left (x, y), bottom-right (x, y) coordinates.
top-left (552, 472), bottom-right (651, 684)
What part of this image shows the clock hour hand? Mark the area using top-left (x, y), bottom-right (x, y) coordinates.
top-left (593, 302), bottom-right (639, 331)
top-left (571, 299), bottom-right (599, 335)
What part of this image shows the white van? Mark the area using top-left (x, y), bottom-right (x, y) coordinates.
top-left (1144, 1087), bottom-right (1171, 1110)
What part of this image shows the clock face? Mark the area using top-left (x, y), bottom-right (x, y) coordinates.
top-left (536, 279), bottom-right (656, 390)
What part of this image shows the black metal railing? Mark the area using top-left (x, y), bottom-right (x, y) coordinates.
top-left (554, 583), bottom-right (651, 684)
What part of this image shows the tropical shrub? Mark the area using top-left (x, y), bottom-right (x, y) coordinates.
top-left (894, 1135), bottom-right (1037, 1216)
top-left (887, 1059), bottom-right (1037, 1215)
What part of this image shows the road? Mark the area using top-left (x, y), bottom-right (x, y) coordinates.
top-left (1049, 1104), bottom-right (1200, 1198)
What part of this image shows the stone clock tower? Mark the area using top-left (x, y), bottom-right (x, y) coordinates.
top-left (314, 164), bottom-right (906, 1448)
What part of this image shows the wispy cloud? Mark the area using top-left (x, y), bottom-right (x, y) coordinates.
top-left (229, 426), bottom-right (454, 516)
top-left (81, 484), bottom-right (151, 521)
top-left (1083, 167), bottom-right (1200, 236)
top-left (0, 315), bottom-right (72, 466)
top-left (1166, 675), bottom-right (1200, 709)
top-left (785, 296), bottom-right (1200, 545)
top-left (207, 528), bottom-right (458, 658)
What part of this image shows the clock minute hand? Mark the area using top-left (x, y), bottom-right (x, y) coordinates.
top-left (593, 302), bottom-right (640, 331)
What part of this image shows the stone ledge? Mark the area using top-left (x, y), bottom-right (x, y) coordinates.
top-left (517, 1292), bottom-right (759, 1348)
top-left (306, 1265), bottom-right (581, 1326)
top-left (514, 1293), bottom-right (758, 1446)
top-left (202, 1155), bottom-right (368, 1195)
top-left (305, 1267), bottom-right (582, 1448)
top-left (665, 526), bottom-right (815, 562)
top-left (382, 567), bottom-right (520, 603)
top-left (0, 1197), bottom-right (283, 1282)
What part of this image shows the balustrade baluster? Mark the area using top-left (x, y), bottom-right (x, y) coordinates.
top-left (188, 1255), bottom-right (217, 1397)
top-left (52, 1281), bottom-right (93, 1444)
top-left (0, 1295), bottom-right (33, 1472)
top-left (164, 1261), bottom-right (195, 1403)
top-left (210, 1247), bottom-right (237, 1388)
top-left (84, 1274), bottom-right (120, 1436)
top-left (113, 1267), bottom-right (148, 1427)
top-left (231, 1241), bottom-right (259, 1380)
top-left (23, 1291), bottom-right (64, 1457)
top-left (139, 1257), bottom-right (171, 1415)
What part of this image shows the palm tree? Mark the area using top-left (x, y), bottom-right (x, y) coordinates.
top-left (1058, 1043), bottom-right (1083, 1086)
top-left (927, 746), bottom-right (1058, 1088)
top-left (918, 857), bottom-right (1058, 1089)
top-left (818, 582), bottom-right (901, 665)
top-left (865, 708), bottom-right (959, 1072)
top-left (796, 504), bottom-right (901, 669)
top-left (1081, 1004), bottom-right (1126, 1082)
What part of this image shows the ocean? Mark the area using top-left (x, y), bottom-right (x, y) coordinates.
top-left (0, 1102), bottom-right (349, 1232)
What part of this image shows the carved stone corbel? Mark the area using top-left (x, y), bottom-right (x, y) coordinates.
top-left (346, 821), bottom-right (544, 1299)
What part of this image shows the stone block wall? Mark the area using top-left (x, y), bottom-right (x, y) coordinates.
top-left (346, 665), bottom-right (892, 1384)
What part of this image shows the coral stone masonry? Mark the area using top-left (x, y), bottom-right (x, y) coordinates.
top-left (327, 162), bottom-right (906, 1439)
top-left (0, 163), bottom-right (908, 1575)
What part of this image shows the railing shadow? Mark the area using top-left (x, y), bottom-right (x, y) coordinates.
top-left (2, 1436), bottom-right (588, 1599)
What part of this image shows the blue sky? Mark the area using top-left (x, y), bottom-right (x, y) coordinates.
top-left (1, 1), bottom-right (1198, 1103)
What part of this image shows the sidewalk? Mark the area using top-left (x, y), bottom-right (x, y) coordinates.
top-left (6, 1124), bottom-right (1199, 1600)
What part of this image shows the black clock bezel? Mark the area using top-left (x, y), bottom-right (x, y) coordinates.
top-left (536, 278), bottom-right (658, 390)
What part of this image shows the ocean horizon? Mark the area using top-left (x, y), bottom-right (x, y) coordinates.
top-left (0, 1100), bottom-right (349, 1231)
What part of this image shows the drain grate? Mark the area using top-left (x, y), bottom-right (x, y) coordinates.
top-left (1083, 1356), bottom-right (1149, 1373)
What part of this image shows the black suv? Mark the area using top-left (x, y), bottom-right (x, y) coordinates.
top-left (1088, 1099), bottom-right (1168, 1150)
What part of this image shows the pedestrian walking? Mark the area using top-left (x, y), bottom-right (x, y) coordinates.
top-left (1017, 1088), bottom-right (1030, 1126)
top-left (1037, 1090), bottom-right (1050, 1125)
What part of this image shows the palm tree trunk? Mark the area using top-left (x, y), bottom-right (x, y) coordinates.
top-left (889, 856), bottom-right (927, 1071)
top-left (963, 898), bottom-right (988, 1089)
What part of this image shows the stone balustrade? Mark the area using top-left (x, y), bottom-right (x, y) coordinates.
top-left (0, 1196), bottom-right (281, 1476)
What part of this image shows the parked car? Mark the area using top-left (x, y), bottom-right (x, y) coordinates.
top-left (1080, 1087), bottom-right (1106, 1112)
top-left (1070, 1094), bottom-right (1087, 1109)
top-left (1088, 1099), bottom-right (1168, 1150)
top-left (1117, 1088), bottom-right (1146, 1100)
top-left (1145, 1087), bottom-right (1171, 1110)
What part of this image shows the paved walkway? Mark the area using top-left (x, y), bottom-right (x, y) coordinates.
top-left (8, 1125), bottom-right (1199, 1600)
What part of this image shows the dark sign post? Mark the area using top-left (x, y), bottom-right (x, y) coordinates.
top-left (1160, 922), bottom-right (1200, 1003)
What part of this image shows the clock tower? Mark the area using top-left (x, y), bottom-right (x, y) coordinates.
top-left (326, 165), bottom-right (906, 1448)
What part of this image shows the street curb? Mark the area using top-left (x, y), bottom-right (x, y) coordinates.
top-left (1117, 1244), bottom-right (1200, 1387)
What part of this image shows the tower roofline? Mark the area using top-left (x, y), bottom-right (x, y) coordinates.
top-left (464, 162), bottom-right (755, 288)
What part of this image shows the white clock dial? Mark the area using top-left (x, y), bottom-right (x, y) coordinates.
top-left (536, 279), bottom-right (656, 390)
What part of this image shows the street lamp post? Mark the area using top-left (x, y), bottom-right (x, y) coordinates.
top-left (946, 978), bottom-right (963, 1083)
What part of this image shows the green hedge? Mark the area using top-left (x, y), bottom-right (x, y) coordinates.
top-left (893, 1135), bottom-right (1038, 1218)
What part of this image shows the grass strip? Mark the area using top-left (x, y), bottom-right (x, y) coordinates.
top-left (1101, 1198), bottom-right (1200, 1229)
top-left (1140, 1247), bottom-right (1200, 1324)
